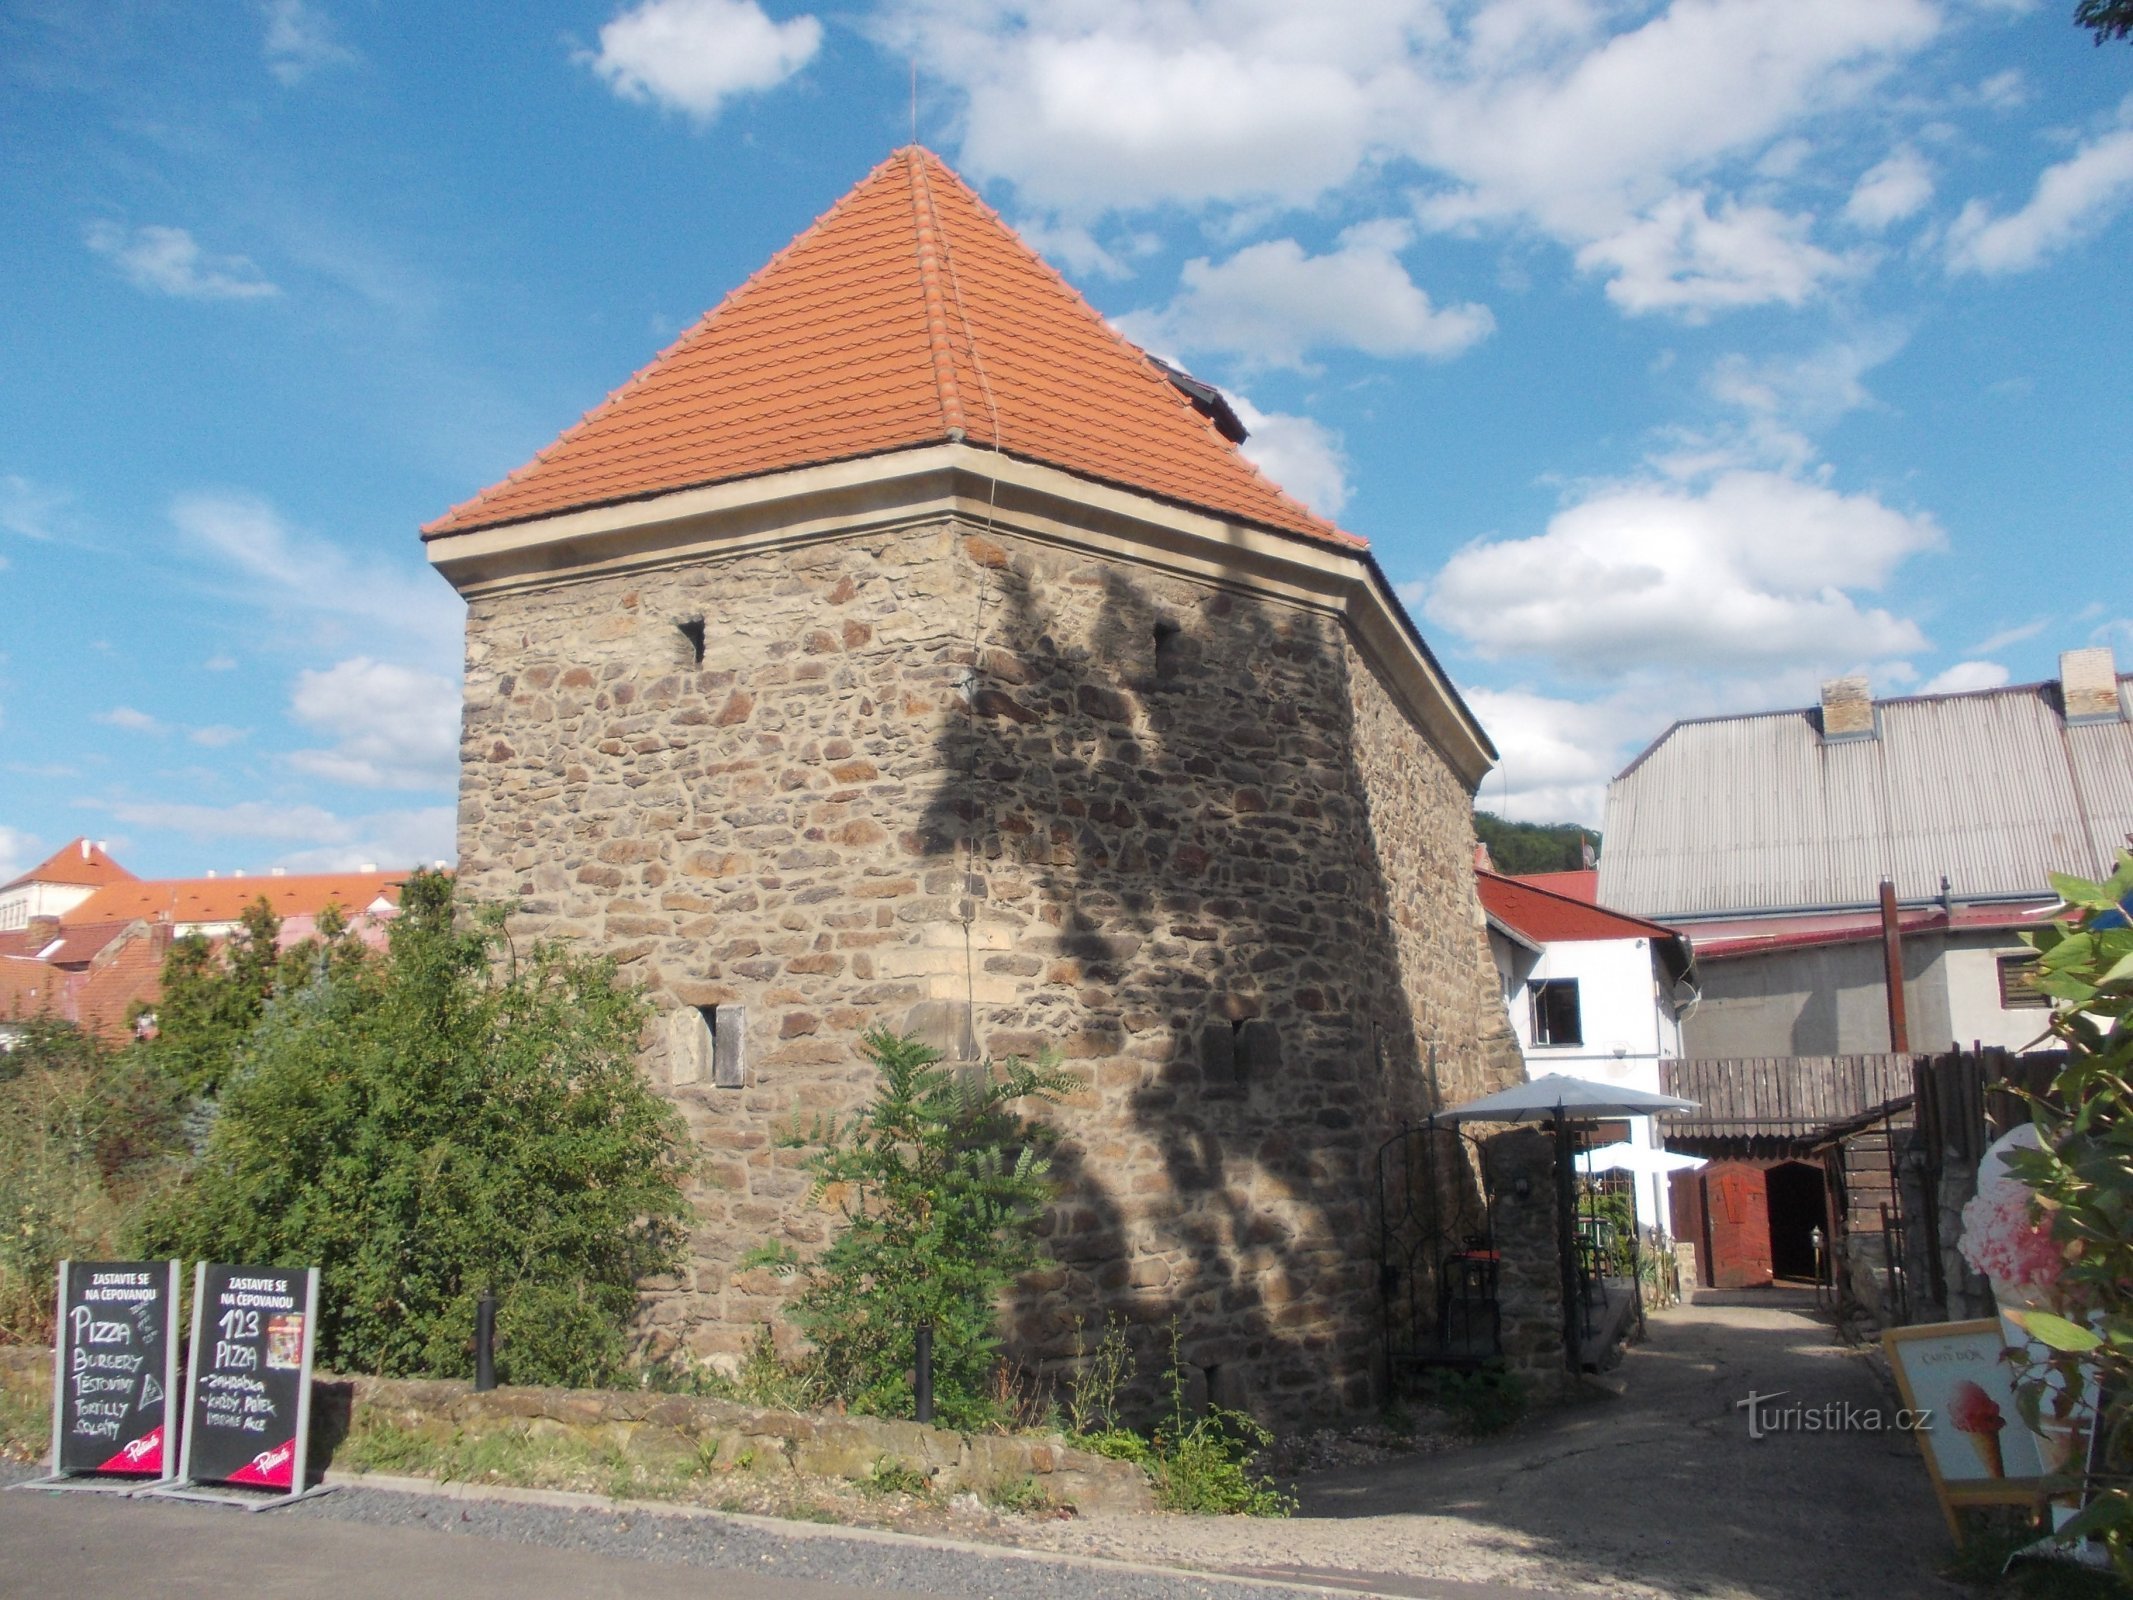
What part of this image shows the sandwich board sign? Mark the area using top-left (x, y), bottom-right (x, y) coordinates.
top-left (15, 1259), bottom-right (181, 1492)
top-left (150, 1263), bottom-right (328, 1510)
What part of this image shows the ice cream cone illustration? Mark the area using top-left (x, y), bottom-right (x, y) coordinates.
top-left (1949, 1380), bottom-right (2007, 1478)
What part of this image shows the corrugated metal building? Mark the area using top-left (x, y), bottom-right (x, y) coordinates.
top-left (1597, 648), bottom-right (2132, 1057)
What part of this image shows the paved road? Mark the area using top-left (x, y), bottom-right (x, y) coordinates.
top-left (1, 1484), bottom-right (925, 1599)
top-left (1282, 1288), bottom-right (1959, 1598)
top-left (2, 1471), bottom-right (1468, 1600)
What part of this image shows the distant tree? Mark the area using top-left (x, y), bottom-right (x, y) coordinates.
top-left (149, 898), bottom-right (285, 1098)
top-left (135, 871), bottom-right (690, 1386)
top-left (148, 897), bottom-right (367, 1097)
top-left (2076, 0), bottom-right (2133, 43)
top-left (1472, 811), bottom-right (1599, 876)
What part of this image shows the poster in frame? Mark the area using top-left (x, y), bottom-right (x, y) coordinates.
top-left (1885, 1318), bottom-right (2050, 1540)
top-left (8, 1259), bottom-right (182, 1494)
top-left (144, 1262), bottom-right (331, 1512)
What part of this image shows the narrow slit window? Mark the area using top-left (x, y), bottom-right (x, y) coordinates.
top-left (677, 617), bottom-right (706, 667)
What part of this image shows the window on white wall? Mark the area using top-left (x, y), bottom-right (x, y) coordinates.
top-left (1531, 979), bottom-right (1583, 1047)
top-left (1996, 954), bottom-right (2049, 1010)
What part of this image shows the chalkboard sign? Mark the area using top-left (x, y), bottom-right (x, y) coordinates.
top-left (170, 1263), bottom-right (321, 1503)
top-left (34, 1259), bottom-right (180, 1487)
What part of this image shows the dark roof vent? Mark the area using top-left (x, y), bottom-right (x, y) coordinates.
top-left (1146, 356), bottom-right (1248, 445)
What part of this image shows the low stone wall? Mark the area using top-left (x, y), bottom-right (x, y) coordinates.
top-left (0, 1349), bottom-right (1151, 1514)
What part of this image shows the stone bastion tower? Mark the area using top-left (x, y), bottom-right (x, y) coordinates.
top-left (424, 147), bottom-right (1521, 1421)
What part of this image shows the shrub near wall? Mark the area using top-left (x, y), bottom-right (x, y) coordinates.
top-left (135, 872), bottom-right (691, 1387)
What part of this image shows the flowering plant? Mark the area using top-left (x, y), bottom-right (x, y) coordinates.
top-left (1957, 1165), bottom-right (2062, 1295)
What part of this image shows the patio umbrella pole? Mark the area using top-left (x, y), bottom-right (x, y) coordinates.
top-left (1556, 1114), bottom-right (1580, 1373)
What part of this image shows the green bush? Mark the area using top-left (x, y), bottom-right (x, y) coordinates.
top-left (2006, 853), bottom-right (2133, 1578)
top-left (134, 870), bottom-right (690, 1386)
top-left (752, 1029), bottom-right (1077, 1429)
top-left (1428, 1362), bottom-right (1528, 1436)
top-left (1147, 1327), bottom-right (1293, 1516)
top-left (0, 1018), bottom-right (185, 1342)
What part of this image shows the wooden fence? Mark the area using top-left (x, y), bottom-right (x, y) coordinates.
top-left (1657, 1054), bottom-right (1917, 1139)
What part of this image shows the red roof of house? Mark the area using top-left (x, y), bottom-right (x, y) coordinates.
top-left (1477, 870), bottom-right (1684, 947)
top-left (64, 871), bottom-right (406, 929)
top-left (1690, 900), bottom-right (2054, 960)
top-left (1, 838), bottom-right (135, 893)
top-left (36, 919), bottom-right (136, 968)
top-left (1514, 868), bottom-right (1598, 904)
top-left (71, 925), bottom-right (171, 1042)
top-left (424, 147), bottom-right (1354, 551)
top-left (0, 955), bottom-right (60, 1021)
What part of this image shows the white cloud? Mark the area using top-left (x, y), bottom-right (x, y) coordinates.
top-left (203, 654), bottom-right (239, 672)
top-left (1464, 686), bottom-right (1640, 827)
top-left (589, 0), bottom-right (822, 120)
top-left (87, 798), bottom-right (455, 872)
top-left (168, 491), bottom-right (461, 664)
top-left (1919, 659), bottom-right (2010, 694)
top-left (1845, 147), bottom-right (1934, 230)
top-left (1231, 398), bottom-right (1350, 519)
top-left (189, 725), bottom-right (249, 749)
top-left (84, 223), bottom-right (280, 301)
top-left (1425, 470), bottom-right (1942, 675)
top-left (96, 706), bottom-right (165, 735)
top-left (1947, 115), bottom-right (2133, 275)
top-left (1654, 330), bottom-right (1906, 477)
top-left (288, 657), bottom-right (460, 791)
top-left (0, 475), bottom-right (67, 541)
top-left (261, 0), bottom-right (357, 85)
top-left (272, 809), bottom-right (456, 874)
top-left (0, 825), bottom-right (39, 883)
top-left (878, 0), bottom-right (1941, 317)
top-left (1970, 619), bottom-right (2047, 654)
top-left (1124, 224), bottom-right (1493, 368)
top-left (1575, 191), bottom-right (1852, 318)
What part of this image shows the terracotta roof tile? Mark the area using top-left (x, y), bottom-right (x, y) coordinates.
top-left (64, 871), bottom-right (406, 929)
top-left (1478, 871), bottom-right (1685, 947)
top-left (2, 838), bottom-right (134, 893)
top-left (425, 148), bottom-right (1355, 551)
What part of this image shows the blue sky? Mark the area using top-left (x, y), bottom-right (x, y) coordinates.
top-left (3, 0), bottom-right (2129, 881)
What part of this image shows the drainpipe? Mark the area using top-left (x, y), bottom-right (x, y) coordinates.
top-left (1879, 880), bottom-right (1909, 1054)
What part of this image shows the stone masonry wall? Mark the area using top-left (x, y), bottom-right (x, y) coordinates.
top-left (455, 516), bottom-right (1519, 1422)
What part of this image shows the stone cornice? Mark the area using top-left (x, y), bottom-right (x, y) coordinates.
top-left (423, 446), bottom-right (1497, 788)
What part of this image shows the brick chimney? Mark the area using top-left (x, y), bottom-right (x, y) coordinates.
top-left (26, 915), bottom-right (60, 950)
top-left (1819, 674), bottom-right (1875, 739)
top-left (2062, 646), bottom-right (2123, 722)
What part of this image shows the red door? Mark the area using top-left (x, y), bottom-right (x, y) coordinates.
top-left (1706, 1163), bottom-right (1773, 1289)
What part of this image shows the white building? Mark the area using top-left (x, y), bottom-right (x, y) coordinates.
top-left (0, 839), bottom-right (133, 934)
top-left (1478, 868), bottom-right (1697, 1233)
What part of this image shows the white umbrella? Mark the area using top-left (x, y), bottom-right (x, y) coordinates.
top-left (1435, 1072), bottom-right (1697, 1124)
top-left (1575, 1141), bottom-right (1707, 1177)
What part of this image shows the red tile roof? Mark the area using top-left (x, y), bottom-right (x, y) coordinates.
top-left (37, 919), bottom-right (135, 968)
top-left (1477, 870), bottom-right (1684, 947)
top-left (0, 955), bottom-right (61, 1022)
top-left (71, 925), bottom-right (171, 1043)
top-left (1691, 900), bottom-right (2053, 960)
top-left (424, 147), bottom-right (1356, 551)
top-left (1515, 869), bottom-right (1598, 904)
top-left (64, 871), bottom-right (405, 929)
top-left (2, 837), bottom-right (134, 893)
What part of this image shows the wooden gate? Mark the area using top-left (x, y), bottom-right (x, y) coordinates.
top-left (1703, 1163), bottom-right (1773, 1288)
